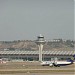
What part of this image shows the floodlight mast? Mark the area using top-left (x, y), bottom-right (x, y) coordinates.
top-left (35, 34), bottom-right (46, 62)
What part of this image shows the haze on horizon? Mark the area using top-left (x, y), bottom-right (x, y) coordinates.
top-left (0, 0), bottom-right (74, 41)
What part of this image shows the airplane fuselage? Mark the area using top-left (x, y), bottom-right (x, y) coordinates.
top-left (41, 61), bottom-right (73, 67)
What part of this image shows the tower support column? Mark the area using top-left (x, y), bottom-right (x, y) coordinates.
top-left (38, 44), bottom-right (43, 62)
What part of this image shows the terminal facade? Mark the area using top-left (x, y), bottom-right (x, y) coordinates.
top-left (0, 50), bottom-right (74, 61)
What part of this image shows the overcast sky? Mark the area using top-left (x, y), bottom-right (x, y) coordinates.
top-left (0, 0), bottom-right (74, 41)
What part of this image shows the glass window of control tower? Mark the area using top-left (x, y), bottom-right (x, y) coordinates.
top-left (38, 37), bottom-right (44, 41)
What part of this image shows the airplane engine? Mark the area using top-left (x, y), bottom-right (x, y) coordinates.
top-left (49, 63), bottom-right (53, 67)
top-left (53, 62), bottom-right (60, 67)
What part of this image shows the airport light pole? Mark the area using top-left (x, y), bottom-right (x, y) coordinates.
top-left (35, 34), bottom-right (46, 62)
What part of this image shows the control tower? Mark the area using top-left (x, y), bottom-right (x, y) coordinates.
top-left (35, 34), bottom-right (46, 62)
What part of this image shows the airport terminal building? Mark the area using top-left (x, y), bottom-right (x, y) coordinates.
top-left (0, 50), bottom-right (74, 61)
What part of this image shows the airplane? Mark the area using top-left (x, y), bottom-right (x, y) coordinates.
top-left (41, 55), bottom-right (75, 67)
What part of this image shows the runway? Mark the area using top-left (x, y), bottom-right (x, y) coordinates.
top-left (0, 61), bottom-right (75, 75)
top-left (0, 73), bottom-right (74, 75)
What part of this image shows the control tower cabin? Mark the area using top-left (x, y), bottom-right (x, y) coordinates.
top-left (35, 34), bottom-right (46, 62)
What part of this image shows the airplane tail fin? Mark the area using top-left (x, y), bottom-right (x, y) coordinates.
top-left (67, 55), bottom-right (75, 63)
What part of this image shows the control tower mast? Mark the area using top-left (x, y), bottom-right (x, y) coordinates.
top-left (35, 34), bottom-right (46, 62)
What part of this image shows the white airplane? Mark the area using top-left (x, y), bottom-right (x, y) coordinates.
top-left (41, 55), bottom-right (75, 67)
